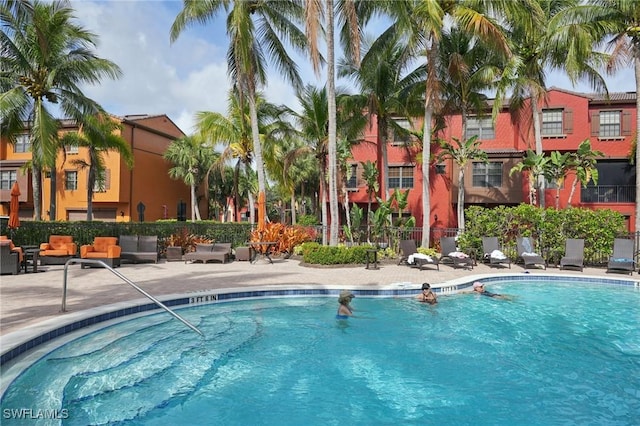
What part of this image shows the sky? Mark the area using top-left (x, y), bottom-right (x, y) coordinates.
top-left (70, 0), bottom-right (637, 136)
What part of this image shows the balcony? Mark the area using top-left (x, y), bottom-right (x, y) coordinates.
top-left (581, 185), bottom-right (636, 203)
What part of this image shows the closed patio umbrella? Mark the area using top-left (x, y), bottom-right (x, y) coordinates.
top-left (8, 181), bottom-right (20, 230)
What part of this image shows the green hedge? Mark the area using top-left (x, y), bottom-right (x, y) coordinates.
top-left (301, 242), bottom-right (376, 265)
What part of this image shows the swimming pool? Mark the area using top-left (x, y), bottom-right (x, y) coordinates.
top-left (1, 279), bottom-right (639, 425)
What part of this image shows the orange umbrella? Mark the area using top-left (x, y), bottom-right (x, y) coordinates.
top-left (257, 191), bottom-right (265, 232)
top-left (8, 181), bottom-right (20, 229)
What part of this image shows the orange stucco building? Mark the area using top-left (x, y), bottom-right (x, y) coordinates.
top-left (0, 114), bottom-right (193, 222)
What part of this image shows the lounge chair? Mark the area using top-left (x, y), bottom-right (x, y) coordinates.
top-left (398, 239), bottom-right (439, 271)
top-left (0, 243), bottom-right (20, 275)
top-left (80, 237), bottom-right (121, 268)
top-left (607, 238), bottom-right (636, 275)
top-left (516, 237), bottom-right (547, 270)
top-left (184, 243), bottom-right (232, 264)
top-left (120, 235), bottom-right (159, 264)
top-left (40, 235), bottom-right (77, 265)
top-left (439, 237), bottom-right (473, 270)
top-left (482, 237), bottom-right (511, 268)
top-left (559, 238), bottom-right (584, 272)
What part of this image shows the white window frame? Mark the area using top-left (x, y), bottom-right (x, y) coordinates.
top-left (14, 134), bottom-right (30, 153)
top-left (472, 162), bottom-right (503, 187)
top-left (466, 117), bottom-right (495, 140)
top-left (0, 170), bottom-right (17, 190)
top-left (599, 110), bottom-right (621, 138)
top-left (388, 166), bottom-right (414, 189)
top-left (65, 171), bottom-right (78, 190)
top-left (541, 109), bottom-right (563, 136)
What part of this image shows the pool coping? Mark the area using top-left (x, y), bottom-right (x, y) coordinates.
top-left (2, 272), bottom-right (639, 368)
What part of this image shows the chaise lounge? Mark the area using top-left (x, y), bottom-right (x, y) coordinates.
top-left (516, 237), bottom-right (547, 270)
top-left (606, 238), bottom-right (636, 275)
top-left (398, 239), bottom-right (439, 271)
top-left (439, 237), bottom-right (474, 270)
top-left (184, 243), bottom-right (232, 264)
top-left (559, 238), bottom-right (585, 272)
top-left (482, 237), bottom-right (511, 268)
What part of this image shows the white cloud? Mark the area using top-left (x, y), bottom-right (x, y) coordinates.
top-left (68, 1), bottom-right (637, 138)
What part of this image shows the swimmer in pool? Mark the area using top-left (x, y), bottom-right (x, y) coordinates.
top-left (415, 282), bottom-right (437, 304)
top-left (472, 281), bottom-right (511, 300)
top-left (336, 290), bottom-right (355, 319)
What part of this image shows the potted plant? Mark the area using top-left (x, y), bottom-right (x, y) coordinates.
top-left (163, 228), bottom-right (212, 261)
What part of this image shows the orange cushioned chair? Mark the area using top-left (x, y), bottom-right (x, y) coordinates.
top-left (40, 235), bottom-right (77, 265)
top-left (0, 235), bottom-right (23, 263)
top-left (80, 237), bottom-right (121, 268)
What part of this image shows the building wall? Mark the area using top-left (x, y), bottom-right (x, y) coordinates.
top-left (0, 114), bottom-right (193, 223)
top-left (347, 88), bottom-right (637, 233)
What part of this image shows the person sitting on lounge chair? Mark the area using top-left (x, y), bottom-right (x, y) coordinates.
top-left (415, 282), bottom-right (437, 305)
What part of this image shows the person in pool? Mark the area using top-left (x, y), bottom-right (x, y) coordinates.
top-left (336, 290), bottom-right (355, 319)
top-left (415, 282), bottom-right (437, 304)
top-left (472, 281), bottom-right (511, 300)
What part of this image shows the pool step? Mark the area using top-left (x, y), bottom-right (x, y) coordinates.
top-left (61, 315), bottom-right (260, 425)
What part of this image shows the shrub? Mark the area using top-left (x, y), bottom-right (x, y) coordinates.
top-left (302, 243), bottom-right (374, 265)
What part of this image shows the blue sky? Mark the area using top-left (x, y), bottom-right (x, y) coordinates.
top-left (72, 1), bottom-right (637, 135)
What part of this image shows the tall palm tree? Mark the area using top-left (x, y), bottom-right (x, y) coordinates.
top-left (0, 0), bottom-right (122, 220)
top-left (390, 0), bottom-right (521, 248)
top-left (163, 135), bottom-right (216, 222)
top-left (197, 90), bottom-right (285, 224)
top-left (495, 0), bottom-right (609, 209)
top-left (361, 159), bottom-right (379, 242)
top-left (339, 28), bottom-right (425, 201)
top-left (436, 135), bottom-right (487, 230)
top-left (60, 114), bottom-right (133, 221)
top-left (578, 0), bottom-right (640, 232)
top-left (171, 0), bottom-right (306, 227)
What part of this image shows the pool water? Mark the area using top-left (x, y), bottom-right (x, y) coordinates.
top-left (2, 281), bottom-right (639, 425)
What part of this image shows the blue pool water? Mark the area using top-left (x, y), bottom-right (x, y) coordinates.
top-left (2, 281), bottom-right (639, 425)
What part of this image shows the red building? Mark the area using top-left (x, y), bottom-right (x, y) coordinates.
top-left (345, 88), bottom-right (637, 232)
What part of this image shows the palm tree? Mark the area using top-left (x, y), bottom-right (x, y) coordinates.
top-left (510, 150), bottom-right (550, 205)
top-left (390, 0), bottom-right (521, 248)
top-left (567, 139), bottom-right (603, 206)
top-left (436, 136), bottom-right (488, 231)
top-left (578, 0), bottom-right (640, 232)
top-left (60, 114), bottom-right (133, 221)
top-left (163, 135), bottom-right (216, 222)
top-left (171, 0), bottom-right (306, 228)
top-left (339, 28), bottom-right (425, 201)
top-left (495, 0), bottom-right (609, 209)
top-left (196, 90), bottom-right (285, 224)
top-left (0, 0), bottom-right (122, 220)
top-left (545, 151), bottom-right (571, 209)
top-left (361, 160), bottom-right (379, 242)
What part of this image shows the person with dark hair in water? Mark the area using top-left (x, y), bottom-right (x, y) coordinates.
top-left (416, 282), bottom-right (437, 305)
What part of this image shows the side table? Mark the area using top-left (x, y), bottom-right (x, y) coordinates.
top-left (23, 248), bottom-right (41, 273)
top-left (365, 249), bottom-right (379, 270)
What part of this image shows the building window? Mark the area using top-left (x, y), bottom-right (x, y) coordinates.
top-left (0, 170), bottom-right (17, 190)
top-left (65, 145), bottom-right (79, 154)
top-left (466, 117), bottom-right (495, 140)
top-left (388, 166), bottom-right (414, 189)
top-left (541, 109), bottom-right (563, 136)
top-left (599, 110), bottom-right (621, 137)
top-left (14, 134), bottom-right (30, 153)
top-left (472, 162), bottom-right (502, 187)
top-left (392, 119), bottom-right (412, 144)
top-left (346, 164), bottom-right (357, 189)
top-left (65, 171), bottom-right (78, 190)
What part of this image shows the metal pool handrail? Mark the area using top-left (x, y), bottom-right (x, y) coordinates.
top-left (61, 259), bottom-right (203, 337)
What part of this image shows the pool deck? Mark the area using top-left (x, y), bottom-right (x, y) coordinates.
top-left (1, 256), bottom-right (637, 338)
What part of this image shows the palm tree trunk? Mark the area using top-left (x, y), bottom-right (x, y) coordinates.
top-left (421, 106), bottom-right (432, 249)
top-left (290, 192), bottom-right (296, 225)
top-left (321, 177), bottom-right (328, 245)
top-left (49, 167), bottom-right (56, 220)
top-left (326, 0), bottom-right (339, 246)
top-left (190, 183), bottom-right (197, 222)
top-left (32, 168), bottom-right (42, 221)
top-left (457, 169), bottom-right (465, 230)
top-left (343, 184), bottom-right (352, 243)
top-left (249, 92), bottom-right (266, 198)
top-left (568, 178), bottom-right (578, 207)
top-left (531, 91), bottom-right (545, 208)
top-left (87, 164), bottom-right (95, 221)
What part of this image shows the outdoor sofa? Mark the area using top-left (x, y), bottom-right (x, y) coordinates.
top-left (119, 235), bottom-right (159, 264)
top-left (184, 243), bottom-right (232, 264)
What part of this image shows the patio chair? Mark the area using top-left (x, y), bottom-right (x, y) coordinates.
top-left (559, 238), bottom-right (584, 272)
top-left (40, 235), bottom-right (77, 265)
top-left (439, 237), bottom-right (473, 270)
top-left (80, 237), bottom-right (121, 268)
top-left (482, 237), bottom-right (511, 268)
top-left (398, 239), bottom-right (439, 271)
top-left (516, 237), bottom-right (547, 270)
top-left (606, 238), bottom-right (636, 275)
top-left (0, 242), bottom-right (20, 275)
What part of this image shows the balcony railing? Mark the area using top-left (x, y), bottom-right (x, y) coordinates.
top-left (581, 185), bottom-right (636, 203)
